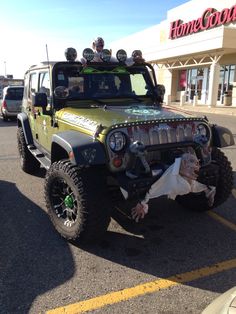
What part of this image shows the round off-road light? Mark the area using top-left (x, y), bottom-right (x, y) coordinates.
top-left (132, 50), bottom-right (143, 59)
top-left (101, 49), bottom-right (111, 62)
top-left (82, 48), bottom-right (95, 62)
top-left (116, 49), bottom-right (127, 62)
top-left (54, 86), bottom-right (69, 98)
top-left (65, 47), bottom-right (77, 62)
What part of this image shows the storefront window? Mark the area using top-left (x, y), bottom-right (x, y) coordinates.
top-left (197, 69), bottom-right (204, 76)
top-left (218, 65), bottom-right (236, 103)
top-left (229, 65), bottom-right (235, 91)
top-left (179, 70), bottom-right (187, 91)
top-left (187, 69), bottom-right (196, 100)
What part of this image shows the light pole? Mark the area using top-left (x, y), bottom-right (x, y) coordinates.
top-left (4, 61), bottom-right (6, 77)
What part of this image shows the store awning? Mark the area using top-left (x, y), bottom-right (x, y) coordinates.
top-left (146, 26), bottom-right (236, 68)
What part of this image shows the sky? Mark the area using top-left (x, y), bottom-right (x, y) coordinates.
top-left (0, 0), bottom-right (188, 79)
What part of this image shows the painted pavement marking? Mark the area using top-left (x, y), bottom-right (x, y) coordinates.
top-left (47, 208), bottom-right (236, 313)
top-left (46, 258), bottom-right (236, 314)
top-left (207, 211), bottom-right (236, 232)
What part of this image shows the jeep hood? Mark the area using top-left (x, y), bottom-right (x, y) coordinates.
top-left (58, 105), bottom-right (200, 134)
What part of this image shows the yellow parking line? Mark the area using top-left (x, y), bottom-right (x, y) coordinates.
top-left (207, 211), bottom-right (236, 232)
top-left (46, 258), bottom-right (236, 314)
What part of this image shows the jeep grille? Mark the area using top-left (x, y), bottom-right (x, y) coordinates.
top-left (128, 124), bottom-right (193, 145)
top-left (107, 120), bottom-right (210, 172)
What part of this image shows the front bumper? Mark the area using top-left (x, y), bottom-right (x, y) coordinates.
top-left (1, 108), bottom-right (21, 118)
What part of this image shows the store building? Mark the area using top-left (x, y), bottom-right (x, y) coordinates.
top-left (110, 0), bottom-right (236, 106)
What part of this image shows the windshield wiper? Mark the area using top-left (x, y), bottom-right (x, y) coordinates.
top-left (127, 95), bottom-right (143, 102)
top-left (85, 97), bottom-right (105, 105)
top-left (69, 96), bottom-right (105, 104)
top-left (115, 93), bottom-right (143, 102)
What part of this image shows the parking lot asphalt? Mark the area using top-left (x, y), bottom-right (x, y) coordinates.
top-left (1, 114), bottom-right (235, 314)
top-left (47, 210), bottom-right (236, 314)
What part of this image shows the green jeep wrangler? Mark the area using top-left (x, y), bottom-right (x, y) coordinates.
top-left (17, 47), bottom-right (235, 243)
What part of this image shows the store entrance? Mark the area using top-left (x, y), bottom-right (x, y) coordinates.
top-left (186, 68), bottom-right (209, 104)
top-left (189, 76), bottom-right (203, 100)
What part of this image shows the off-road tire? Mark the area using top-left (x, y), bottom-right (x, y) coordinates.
top-left (44, 160), bottom-right (111, 243)
top-left (176, 148), bottom-right (233, 211)
top-left (17, 127), bottom-right (40, 174)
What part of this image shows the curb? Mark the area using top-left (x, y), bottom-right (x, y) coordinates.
top-left (167, 104), bottom-right (236, 116)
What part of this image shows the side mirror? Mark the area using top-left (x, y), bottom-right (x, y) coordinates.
top-left (32, 92), bottom-right (48, 113)
top-left (154, 84), bottom-right (165, 103)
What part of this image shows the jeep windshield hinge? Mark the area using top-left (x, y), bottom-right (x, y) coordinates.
top-left (51, 110), bottom-right (58, 128)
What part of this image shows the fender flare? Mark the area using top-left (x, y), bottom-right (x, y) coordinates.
top-left (52, 131), bottom-right (107, 166)
top-left (17, 112), bottom-right (34, 145)
top-left (211, 124), bottom-right (235, 148)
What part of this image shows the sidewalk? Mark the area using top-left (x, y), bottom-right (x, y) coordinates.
top-left (167, 103), bottom-right (236, 116)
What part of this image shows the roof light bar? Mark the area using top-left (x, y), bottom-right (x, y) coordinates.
top-left (132, 50), bottom-right (143, 59)
top-left (65, 47), bottom-right (77, 62)
top-left (82, 48), bottom-right (95, 62)
top-left (116, 49), bottom-right (127, 62)
top-left (100, 49), bottom-right (111, 62)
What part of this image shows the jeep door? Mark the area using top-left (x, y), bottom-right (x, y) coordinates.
top-left (23, 71), bottom-right (38, 139)
top-left (34, 71), bottom-right (55, 152)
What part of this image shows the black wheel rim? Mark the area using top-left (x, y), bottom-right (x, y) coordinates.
top-left (51, 178), bottom-right (78, 227)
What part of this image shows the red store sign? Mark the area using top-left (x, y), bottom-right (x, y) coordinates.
top-left (169, 5), bottom-right (236, 39)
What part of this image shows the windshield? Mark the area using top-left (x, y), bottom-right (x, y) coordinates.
top-left (53, 64), bottom-right (155, 101)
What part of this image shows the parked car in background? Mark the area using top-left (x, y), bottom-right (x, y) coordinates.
top-left (1, 86), bottom-right (24, 121)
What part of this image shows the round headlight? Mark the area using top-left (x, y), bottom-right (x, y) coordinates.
top-left (196, 123), bottom-right (208, 136)
top-left (101, 49), bottom-right (111, 62)
top-left (109, 132), bottom-right (126, 152)
top-left (194, 123), bottom-right (210, 145)
top-left (116, 49), bottom-right (127, 62)
top-left (82, 48), bottom-right (95, 62)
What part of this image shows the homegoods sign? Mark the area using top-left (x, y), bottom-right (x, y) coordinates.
top-left (169, 5), bottom-right (236, 39)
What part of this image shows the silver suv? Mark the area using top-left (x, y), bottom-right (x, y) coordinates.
top-left (1, 85), bottom-right (24, 121)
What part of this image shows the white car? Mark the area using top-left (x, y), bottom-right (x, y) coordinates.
top-left (1, 85), bottom-right (24, 121)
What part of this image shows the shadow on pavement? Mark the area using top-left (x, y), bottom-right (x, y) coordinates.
top-left (76, 190), bottom-right (236, 294)
top-left (0, 180), bottom-right (75, 314)
top-left (0, 118), bottom-right (17, 127)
